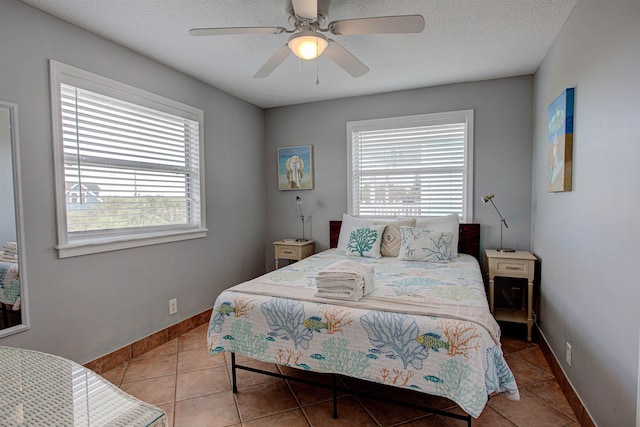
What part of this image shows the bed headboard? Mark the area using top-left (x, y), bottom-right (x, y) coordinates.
top-left (330, 221), bottom-right (480, 261)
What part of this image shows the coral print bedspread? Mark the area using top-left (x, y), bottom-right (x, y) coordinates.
top-left (207, 249), bottom-right (519, 418)
top-left (0, 261), bottom-right (19, 306)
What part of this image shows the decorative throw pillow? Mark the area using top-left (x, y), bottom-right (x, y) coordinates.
top-left (397, 226), bottom-right (455, 262)
top-left (337, 214), bottom-right (375, 251)
top-left (413, 213), bottom-right (460, 257)
top-left (374, 219), bottom-right (416, 257)
top-left (345, 225), bottom-right (385, 258)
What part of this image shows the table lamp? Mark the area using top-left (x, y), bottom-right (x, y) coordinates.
top-left (295, 196), bottom-right (308, 241)
top-left (482, 194), bottom-right (515, 252)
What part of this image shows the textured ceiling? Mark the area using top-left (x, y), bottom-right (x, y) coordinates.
top-left (20, 0), bottom-right (577, 108)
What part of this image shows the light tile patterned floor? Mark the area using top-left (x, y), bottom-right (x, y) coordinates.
top-left (101, 323), bottom-right (579, 426)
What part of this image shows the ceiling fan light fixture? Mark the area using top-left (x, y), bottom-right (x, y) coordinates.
top-left (288, 31), bottom-right (328, 60)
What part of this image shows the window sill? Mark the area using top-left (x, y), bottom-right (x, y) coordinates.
top-left (56, 228), bottom-right (208, 258)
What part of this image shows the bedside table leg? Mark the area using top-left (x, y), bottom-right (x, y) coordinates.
top-left (527, 280), bottom-right (534, 342)
top-left (488, 276), bottom-right (495, 314)
top-left (275, 259), bottom-right (279, 269)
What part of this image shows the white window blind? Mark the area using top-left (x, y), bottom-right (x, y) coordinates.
top-left (50, 61), bottom-right (206, 257)
top-left (348, 111), bottom-right (473, 222)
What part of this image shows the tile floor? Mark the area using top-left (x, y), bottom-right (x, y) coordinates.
top-left (101, 323), bottom-right (579, 426)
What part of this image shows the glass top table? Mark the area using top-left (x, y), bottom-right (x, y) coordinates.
top-left (0, 346), bottom-right (167, 426)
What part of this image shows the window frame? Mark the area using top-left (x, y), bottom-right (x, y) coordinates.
top-left (50, 60), bottom-right (207, 258)
top-left (347, 110), bottom-right (474, 222)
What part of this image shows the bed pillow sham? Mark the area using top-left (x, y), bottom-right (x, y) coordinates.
top-left (398, 213), bottom-right (460, 257)
top-left (337, 214), bottom-right (375, 251)
top-left (373, 219), bottom-right (417, 257)
top-left (345, 225), bottom-right (386, 258)
top-left (397, 226), bottom-right (455, 262)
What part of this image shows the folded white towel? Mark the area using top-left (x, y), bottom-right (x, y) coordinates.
top-left (2, 242), bottom-right (16, 252)
top-left (315, 287), bottom-right (364, 302)
top-left (317, 259), bottom-right (374, 293)
top-left (0, 253), bottom-right (17, 263)
top-left (315, 259), bottom-right (375, 301)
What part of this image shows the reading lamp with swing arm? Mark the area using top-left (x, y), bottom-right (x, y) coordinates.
top-left (295, 196), bottom-right (308, 242)
top-left (482, 194), bottom-right (515, 253)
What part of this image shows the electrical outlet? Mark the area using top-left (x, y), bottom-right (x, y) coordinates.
top-left (169, 298), bottom-right (177, 315)
top-left (566, 342), bottom-right (572, 367)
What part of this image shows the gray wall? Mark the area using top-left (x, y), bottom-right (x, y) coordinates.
top-left (532, 0), bottom-right (640, 425)
top-left (264, 76), bottom-right (534, 269)
top-left (0, 0), bottom-right (266, 364)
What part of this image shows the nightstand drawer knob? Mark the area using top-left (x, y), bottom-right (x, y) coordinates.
top-left (505, 266), bottom-right (521, 270)
top-left (282, 250), bottom-right (293, 254)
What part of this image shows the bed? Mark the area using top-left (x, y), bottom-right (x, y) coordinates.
top-left (207, 219), bottom-right (519, 424)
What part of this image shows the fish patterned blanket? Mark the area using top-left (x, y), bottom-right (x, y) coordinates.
top-left (207, 249), bottom-right (519, 418)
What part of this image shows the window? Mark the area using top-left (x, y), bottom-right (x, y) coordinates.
top-left (50, 61), bottom-right (206, 258)
top-left (347, 110), bottom-right (474, 222)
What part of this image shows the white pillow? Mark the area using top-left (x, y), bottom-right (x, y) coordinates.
top-left (345, 225), bottom-right (386, 258)
top-left (397, 227), bottom-right (455, 262)
top-left (411, 213), bottom-right (460, 257)
top-left (337, 214), bottom-right (375, 251)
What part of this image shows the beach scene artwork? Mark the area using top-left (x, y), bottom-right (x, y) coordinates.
top-left (278, 145), bottom-right (313, 190)
top-left (547, 88), bottom-right (575, 192)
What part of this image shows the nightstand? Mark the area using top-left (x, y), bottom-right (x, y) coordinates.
top-left (486, 249), bottom-right (537, 342)
top-left (273, 240), bottom-right (314, 269)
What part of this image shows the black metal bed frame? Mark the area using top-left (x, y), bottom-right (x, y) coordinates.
top-left (230, 353), bottom-right (472, 426)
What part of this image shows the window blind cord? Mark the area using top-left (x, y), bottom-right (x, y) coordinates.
top-left (73, 87), bottom-right (84, 205)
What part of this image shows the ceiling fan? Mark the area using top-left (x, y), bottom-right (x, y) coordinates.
top-left (189, 0), bottom-right (425, 78)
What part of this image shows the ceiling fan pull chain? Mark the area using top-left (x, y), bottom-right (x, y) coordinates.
top-left (316, 37), bottom-right (320, 85)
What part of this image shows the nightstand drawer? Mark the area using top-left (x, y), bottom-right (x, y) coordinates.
top-left (494, 260), bottom-right (530, 276)
top-left (276, 245), bottom-right (302, 260)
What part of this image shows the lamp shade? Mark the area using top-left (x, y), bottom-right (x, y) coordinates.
top-left (288, 31), bottom-right (328, 60)
top-left (481, 194), bottom-right (494, 203)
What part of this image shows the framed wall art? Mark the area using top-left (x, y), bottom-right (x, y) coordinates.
top-left (547, 87), bottom-right (575, 192)
top-left (277, 145), bottom-right (314, 190)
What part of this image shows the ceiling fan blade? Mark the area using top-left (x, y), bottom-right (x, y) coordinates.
top-left (324, 40), bottom-right (369, 78)
top-left (329, 15), bottom-right (425, 35)
top-left (189, 27), bottom-right (286, 36)
top-left (253, 45), bottom-right (292, 78)
top-left (291, 0), bottom-right (318, 21)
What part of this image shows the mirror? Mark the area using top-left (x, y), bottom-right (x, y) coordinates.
top-left (0, 101), bottom-right (29, 337)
